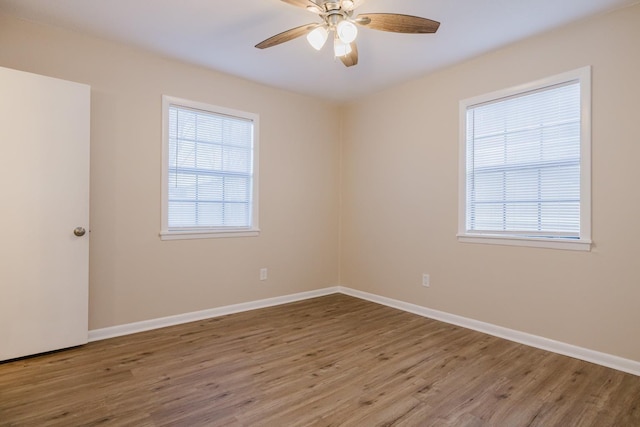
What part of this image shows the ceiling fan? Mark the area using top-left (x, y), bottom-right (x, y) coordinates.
top-left (256, 0), bottom-right (440, 67)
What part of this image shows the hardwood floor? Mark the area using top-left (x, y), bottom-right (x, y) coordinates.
top-left (1, 294), bottom-right (639, 426)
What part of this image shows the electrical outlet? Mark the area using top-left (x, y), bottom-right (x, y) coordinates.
top-left (260, 268), bottom-right (268, 281)
top-left (422, 273), bottom-right (430, 287)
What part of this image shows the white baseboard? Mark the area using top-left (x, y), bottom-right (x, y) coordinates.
top-left (89, 285), bottom-right (640, 377)
top-left (338, 286), bottom-right (640, 377)
top-left (88, 286), bottom-right (340, 342)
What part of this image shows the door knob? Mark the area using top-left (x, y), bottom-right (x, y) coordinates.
top-left (73, 227), bottom-right (86, 237)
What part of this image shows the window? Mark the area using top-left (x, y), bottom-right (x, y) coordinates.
top-left (458, 67), bottom-right (591, 250)
top-left (161, 96), bottom-right (259, 240)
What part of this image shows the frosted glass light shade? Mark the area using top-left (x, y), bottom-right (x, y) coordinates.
top-left (341, 0), bottom-right (355, 11)
top-left (334, 38), bottom-right (352, 57)
top-left (337, 20), bottom-right (358, 44)
top-left (307, 27), bottom-right (329, 50)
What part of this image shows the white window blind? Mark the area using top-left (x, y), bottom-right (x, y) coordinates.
top-left (459, 67), bottom-right (591, 250)
top-left (161, 96), bottom-right (259, 239)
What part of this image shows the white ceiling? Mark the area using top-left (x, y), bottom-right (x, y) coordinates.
top-left (1, 0), bottom-right (637, 101)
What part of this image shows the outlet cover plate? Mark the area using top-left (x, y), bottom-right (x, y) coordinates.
top-left (422, 274), bottom-right (430, 287)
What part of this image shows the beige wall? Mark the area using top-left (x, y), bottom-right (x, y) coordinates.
top-left (0, 14), bottom-right (341, 330)
top-left (341, 4), bottom-right (640, 362)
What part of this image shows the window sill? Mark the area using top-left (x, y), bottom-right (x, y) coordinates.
top-left (457, 234), bottom-right (591, 251)
top-left (160, 228), bottom-right (260, 241)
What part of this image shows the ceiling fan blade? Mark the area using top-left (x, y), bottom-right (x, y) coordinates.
top-left (255, 23), bottom-right (320, 49)
top-left (355, 13), bottom-right (440, 34)
top-left (280, 0), bottom-right (322, 13)
top-left (340, 42), bottom-right (358, 67)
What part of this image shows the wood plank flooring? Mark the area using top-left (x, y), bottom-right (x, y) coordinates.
top-left (1, 294), bottom-right (639, 426)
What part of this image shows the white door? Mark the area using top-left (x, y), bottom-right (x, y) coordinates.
top-left (0, 66), bottom-right (90, 361)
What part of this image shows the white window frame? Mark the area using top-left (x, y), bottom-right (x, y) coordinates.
top-left (458, 67), bottom-right (592, 251)
top-left (161, 95), bottom-right (259, 240)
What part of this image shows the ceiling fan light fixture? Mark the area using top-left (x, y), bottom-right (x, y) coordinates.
top-left (341, 0), bottom-right (355, 11)
top-left (307, 26), bottom-right (329, 50)
top-left (257, 1), bottom-right (442, 68)
top-left (336, 20), bottom-right (358, 44)
top-left (333, 37), bottom-right (352, 57)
